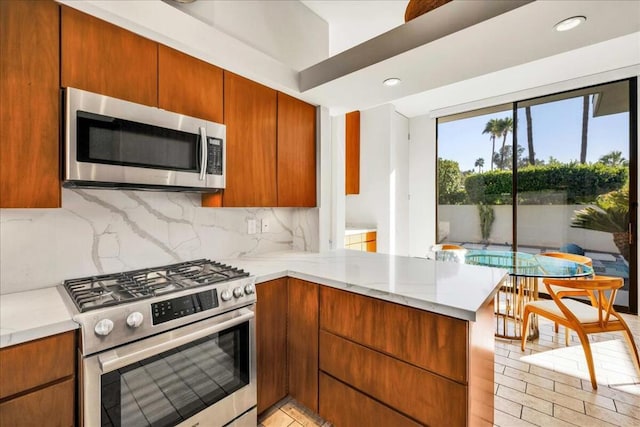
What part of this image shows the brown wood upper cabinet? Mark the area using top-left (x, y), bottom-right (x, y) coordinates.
top-left (210, 71), bottom-right (278, 207)
top-left (0, 0), bottom-right (60, 208)
top-left (345, 110), bottom-right (361, 195)
top-left (158, 45), bottom-right (223, 123)
top-left (61, 6), bottom-right (157, 107)
top-left (277, 93), bottom-right (317, 207)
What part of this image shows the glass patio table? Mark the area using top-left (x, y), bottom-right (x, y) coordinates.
top-left (435, 249), bottom-right (594, 340)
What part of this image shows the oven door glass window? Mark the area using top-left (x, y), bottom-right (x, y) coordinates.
top-left (101, 323), bottom-right (249, 427)
top-left (76, 111), bottom-right (200, 172)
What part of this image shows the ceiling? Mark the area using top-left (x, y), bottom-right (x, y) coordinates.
top-left (296, 0), bottom-right (640, 116)
top-left (300, 0), bottom-right (407, 55)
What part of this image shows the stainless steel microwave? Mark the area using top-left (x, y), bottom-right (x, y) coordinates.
top-left (63, 87), bottom-right (225, 192)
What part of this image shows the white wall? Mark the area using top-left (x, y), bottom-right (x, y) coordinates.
top-left (345, 105), bottom-right (409, 255)
top-left (408, 115), bottom-right (437, 257)
top-left (439, 205), bottom-right (618, 253)
top-left (166, 0), bottom-right (328, 71)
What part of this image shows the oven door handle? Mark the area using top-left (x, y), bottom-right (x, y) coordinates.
top-left (98, 309), bottom-right (254, 372)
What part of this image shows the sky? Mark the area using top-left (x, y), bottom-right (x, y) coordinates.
top-left (437, 95), bottom-right (630, 173)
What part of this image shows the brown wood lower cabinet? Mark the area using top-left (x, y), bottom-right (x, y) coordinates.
top-left (256, 279), bottom-right (494, 426)
top-left (287, 278), bottom-right (319, 412)
top-left (256, 278), bottom-right (288, 414)
top-left (0, 331), bottom-right (76, 426)
top-left (0, 378), bottom-right (75, 427)
top-left (319, 373), bottom-right (420, 427)
top-left (320, 330), bottom-right (466, 426)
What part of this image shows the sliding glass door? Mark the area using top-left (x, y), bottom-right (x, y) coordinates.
top-left (436, 78), bottom-right (636, 313)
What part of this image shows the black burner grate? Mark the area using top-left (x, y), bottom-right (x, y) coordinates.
top-left (63, 259), bottom-right (249, 312)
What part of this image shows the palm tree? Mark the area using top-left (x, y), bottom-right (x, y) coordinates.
top-left (580, 94), bottom-right (589, 164)
top-left (598, 150), bottom-right (627, 167)
top-left (571, 186), bottom-right (629, 261)
top-left (482, 119), bottom-right (501, 171)
top-left (525, 106), bottom-right (535, 165)
top-left (474, 158), bottom-right (484, 173)
top-left (497, 117), bottom-right (514, 170)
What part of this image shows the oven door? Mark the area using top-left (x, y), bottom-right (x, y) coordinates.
top-left (81, 307), bottom-right (256, 427)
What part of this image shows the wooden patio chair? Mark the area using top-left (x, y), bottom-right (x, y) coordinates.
top-left (539, 251), bottom-right (594, 332)
top-left (521, 275), bottom-right (640, 390)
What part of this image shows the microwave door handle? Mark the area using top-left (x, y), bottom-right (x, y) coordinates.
top-left (199, 126), bottom-right (208, 181)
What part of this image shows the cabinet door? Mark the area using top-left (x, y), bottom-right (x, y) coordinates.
top-left (345, 110), bottom-right (360, 195)
top-left (0, 0), bottom-right (60, 208)
top-left (319, 373), bottom-right (419, 427)
top-left (277, 93), bottom-right (316, 207)
top-left (288, 279), bottom-right (319, 412)
top-left (0, 331), bottom-right (75, 399)
top-left (158, 45), bottom-right (223, 122)
top-left (219, 72), bottom-right (277, 207)
top-left (0, 378), bottom-right (75, 427)
top-left (61, 6), bottom-right (157, 106)
top-left (255, 279), bottom-right (288, 414)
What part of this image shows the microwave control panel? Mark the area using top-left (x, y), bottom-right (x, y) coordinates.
top-left (151, 289), bottom-right (219, 325)
top-left (207, 138), bottom-right (223, 175)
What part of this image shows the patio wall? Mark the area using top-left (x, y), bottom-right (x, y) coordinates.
top-left (439, 204), bottom-right (619, 253)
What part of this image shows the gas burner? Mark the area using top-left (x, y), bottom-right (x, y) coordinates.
top-left (63, 259), bottom-right (249, 312)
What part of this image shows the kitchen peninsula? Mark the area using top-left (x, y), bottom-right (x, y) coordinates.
top-left (0, 250), bottom-right (506, 427)
top-left (230, 250), bottom-right (506, 426)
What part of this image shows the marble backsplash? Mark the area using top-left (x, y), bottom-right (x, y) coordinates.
top-left (0, 189), bottom-right (318, 294)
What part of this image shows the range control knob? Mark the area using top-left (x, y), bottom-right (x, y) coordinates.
top-left (233, 287), bottom-right (244, 298)
top-left (220, 290), bottom-right (233, 302)
top-left (94, 319), bottom-right (114, 336)
top-left (126, 312), bottom-right (144, 328)
top-left (244, 283), bottom-right (255, 295)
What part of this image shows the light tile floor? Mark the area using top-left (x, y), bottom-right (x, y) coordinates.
top-left (259, 314), bottom-right (640, 427)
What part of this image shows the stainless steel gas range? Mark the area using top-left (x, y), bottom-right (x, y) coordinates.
top-left (60, 259), bottom-right (257, 427)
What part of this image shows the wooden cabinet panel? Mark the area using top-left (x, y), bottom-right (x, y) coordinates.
top-left (277, 93), bottom-right (316, 207)
top-left (219, 72), bottom-right (277, 207)
top-left (0, 0), bottom-right (60, 208)
top-left (319, 373), bottom-right (419, 427)
top-left (288, 278), bottom-right (319, 412)
top-left (320, 330), bottom-right (467, 426)
top-left (320, 286), bottom-right (468, 383)
top-left (0, 377), bottom-right (75, 427)
top-left (61, 6), bottom-right (157, 106)
top-left (366, 240), bottom-right (377, 252)
top-left (158, 45), bottom-right (223, 122)
top-left (468, 301), bottom-right (495, 426)
top-left (345, 111), bottom-right (360, 195)
top-left (256, 279), bottom-right (288, 414)
top-left (0, 331), bottom-right (75, 400)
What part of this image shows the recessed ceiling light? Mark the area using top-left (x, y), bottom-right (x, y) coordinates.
top-left (383, 78), bottom-right (401, 87)
top-left (554, 16), bottom-right (586, 32)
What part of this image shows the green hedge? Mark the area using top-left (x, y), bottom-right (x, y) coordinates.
top-left (463, 164), bottom-right (627, 204)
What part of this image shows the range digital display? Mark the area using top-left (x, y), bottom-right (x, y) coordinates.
top-left (151, 289), bottom-right (219, 325)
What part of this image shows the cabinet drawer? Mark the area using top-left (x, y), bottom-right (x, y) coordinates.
top-left (319, 373), bottom-right (419, 427)
top-left (0, 331), bottom-right (75, 399)
top-left (320, 330), bottom-right (466, 427)
top-left (320, 286), bottom-right (468, 383)
top-left (0, 377), bottom-right (74, 427)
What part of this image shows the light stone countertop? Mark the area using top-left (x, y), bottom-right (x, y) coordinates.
top-left (0, 287), bottom-right (78, 349)
top-left (225, 249), bottom-right (507, 322)
top-left (0, 249), bottom-right (507, 349)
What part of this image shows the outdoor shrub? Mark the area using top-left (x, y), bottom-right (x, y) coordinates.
top-left (464, 164), bottom-right (626, 204)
